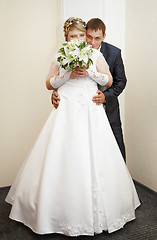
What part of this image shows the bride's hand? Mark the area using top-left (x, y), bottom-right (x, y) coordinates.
top-left (70, 66), bottom-right (89, 78)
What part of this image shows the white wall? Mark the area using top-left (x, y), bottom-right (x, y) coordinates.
top-left (0, 0), bottom-right (58, 187)
top-left (125, 0), bottom-right (157, 191)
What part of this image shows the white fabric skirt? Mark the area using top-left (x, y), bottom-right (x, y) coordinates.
top-left (6, 77), bottom-right (140, 236)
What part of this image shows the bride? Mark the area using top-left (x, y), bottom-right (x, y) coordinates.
top-left (6, 17), bottom-right (140, 236)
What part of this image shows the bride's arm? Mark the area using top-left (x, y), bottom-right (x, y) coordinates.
top-left (46, 62), bottom-right (58, 90)
top-left (87, 55), bottom-right (112, 87)
top-left (96, 55), bottom-right (112, 87)
top-left (46, 61), bottom-right (71, 90)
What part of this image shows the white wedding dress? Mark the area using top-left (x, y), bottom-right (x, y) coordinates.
top-left (6, 50), bottom-right (140, 236)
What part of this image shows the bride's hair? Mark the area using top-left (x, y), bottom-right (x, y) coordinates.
top-left (64, 17), bottom-right (86, 40)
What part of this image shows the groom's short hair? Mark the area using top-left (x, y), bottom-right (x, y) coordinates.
top-left (86, 18), bottom-right (106, 36)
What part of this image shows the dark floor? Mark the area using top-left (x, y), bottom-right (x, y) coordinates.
top-left (0, 182), bottom-right (157, 240)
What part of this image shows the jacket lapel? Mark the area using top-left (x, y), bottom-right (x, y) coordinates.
top-left (100, 42), bottom-right (108, 60)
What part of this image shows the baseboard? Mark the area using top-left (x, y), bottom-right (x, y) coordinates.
top-left (134, 179), bottom-right (157, 196)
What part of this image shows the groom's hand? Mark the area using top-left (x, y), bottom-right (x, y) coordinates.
top-left (92, 90), bottom-right (105, 105)
top-left (52, 92), bottom-right (60, 109)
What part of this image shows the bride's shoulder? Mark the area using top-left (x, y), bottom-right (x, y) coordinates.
top-left (91, 49), bottom-right (103, 66)
top-left (92, 49), bottom-right (103, 58)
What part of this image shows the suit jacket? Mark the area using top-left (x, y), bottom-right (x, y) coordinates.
top-left (99, 42), bottom-right (127, 126)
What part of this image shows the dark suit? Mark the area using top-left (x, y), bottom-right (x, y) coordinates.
top-left (99, 42), bottom-right (127, 161)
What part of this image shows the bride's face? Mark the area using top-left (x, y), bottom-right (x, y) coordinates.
top-left (67, 28), bottom-right (86, 41)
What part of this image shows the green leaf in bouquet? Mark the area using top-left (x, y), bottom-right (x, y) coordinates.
top-left (69, 59), bottom-right (77, 71)
top-left (89, 58), bottom-right (93, 64)
top-left (58, 47), bottom-right (66, 56)
top-left (57, 56), bottom-right (62, 62)
top-left (86, 58), bottom-right (93, 69)
top-left (79, 61), bottom-right (82, 68)
top-left (79, 41), bottom-right (86, 50)
top-left (61, 42), bottom-right (67, 46)
top-left (69, 62), bottom-right (74, 71)
top-left (82, 41), bottom-right (86, 48)
top-left (62, 63), bottom-right (68, 69)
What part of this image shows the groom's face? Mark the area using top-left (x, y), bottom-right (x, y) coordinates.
top-left (86, 28), bottom-right (106, 49)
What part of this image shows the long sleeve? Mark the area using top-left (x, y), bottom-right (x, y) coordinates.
top-left (46, 61), bottom-right (71, 90)
top-left (50, 71), bottom-right (71, 89)
top-left (87, 54), bottom-right (112, 87)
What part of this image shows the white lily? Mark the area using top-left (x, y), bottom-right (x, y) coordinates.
top-left (79, 53), bottom-right (88, 64)
top-left (57, 40), bottom-right (93, 70)
top-left (67, 42), bottom-right (75, 51)
top-left (69, 48), bottom-right (80, 58)
top-left (62, 57), bottom-right (72, 66)
top-left (64, 46), bottom-right (70, 56)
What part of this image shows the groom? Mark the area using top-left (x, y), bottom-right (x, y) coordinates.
top-left (52, 18), bottom-right (127, 161)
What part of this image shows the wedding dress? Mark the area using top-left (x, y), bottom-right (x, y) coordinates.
top-left (6, 50), bottom-right (140, 236)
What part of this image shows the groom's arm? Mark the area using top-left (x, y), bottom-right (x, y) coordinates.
top-left (102, 50), bottom-right (127, 101)
top-left (51, 92), bottom-right (60, 109)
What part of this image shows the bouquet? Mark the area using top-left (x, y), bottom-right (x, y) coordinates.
top-left (57, 39), bottom-right (93, 71)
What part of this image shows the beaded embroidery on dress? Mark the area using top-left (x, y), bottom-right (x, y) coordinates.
top-left (6, 49), bottom-right (140, 236)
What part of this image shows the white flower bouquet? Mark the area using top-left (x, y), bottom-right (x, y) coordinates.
top-left (57, 39), bottom-right (93, 71)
